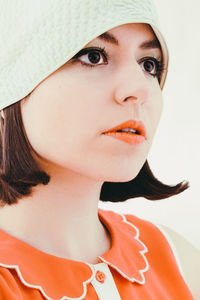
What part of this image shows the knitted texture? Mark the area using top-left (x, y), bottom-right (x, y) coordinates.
top-left (0, 0), bottom-right (169, 110)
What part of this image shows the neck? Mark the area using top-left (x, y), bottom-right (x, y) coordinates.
top-left (0, 167), bottom-right (111, 264)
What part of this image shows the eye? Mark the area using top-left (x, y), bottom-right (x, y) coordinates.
top-left (72, 47), bottom-right (108, 67)
top-left (140, 56), bottom-right (165, 80)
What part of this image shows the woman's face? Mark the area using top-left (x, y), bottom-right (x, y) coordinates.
top-left (20, 23), bottom-right (163, 182)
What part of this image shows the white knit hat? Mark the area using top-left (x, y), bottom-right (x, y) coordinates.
top-left (0, 0), bottom-right (169, 110)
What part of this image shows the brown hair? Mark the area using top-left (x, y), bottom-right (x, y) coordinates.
top-left (0, 100), bottom-right (189, 207)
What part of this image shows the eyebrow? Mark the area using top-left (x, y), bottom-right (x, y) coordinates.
top-left (97, 32), bottom-right (161, 50)
top-left (98, 32), bottom-right (119, 45)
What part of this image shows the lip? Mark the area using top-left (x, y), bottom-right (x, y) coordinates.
top-left (102, 119), bottom-right (147, 145)
top-left (102, 119), bottom-right (147, 138)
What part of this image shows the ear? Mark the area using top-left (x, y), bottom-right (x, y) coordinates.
top-left (0, 110), bottom-right (5, 119)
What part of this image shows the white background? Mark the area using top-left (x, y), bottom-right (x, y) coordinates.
top-left (99, 0), bottom-right (200, 250)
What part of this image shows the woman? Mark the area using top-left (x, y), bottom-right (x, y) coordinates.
top-left (0, 0), bottom-right (198, 299)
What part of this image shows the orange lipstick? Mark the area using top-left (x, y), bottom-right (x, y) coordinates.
top-left (102, 119), bottom-right (146, 145)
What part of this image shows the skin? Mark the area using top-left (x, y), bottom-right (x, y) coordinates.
top-left (0, 23), bottom-right (163, 264)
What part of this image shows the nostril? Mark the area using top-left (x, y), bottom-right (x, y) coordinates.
top-left (123, 95), bottom-right (138, 102)
top-left (123, 96), bottom-right (138, 102)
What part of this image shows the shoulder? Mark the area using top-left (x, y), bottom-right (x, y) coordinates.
top-left (0, 266), bottom-right (22, 299)
top-left (124, 213), bottom-right (173, 248)
top-left (156, 224), bottom-right (200, 300)
top-left (123, 213), bottom-right (184, 267)
top-left (124, 213), bottom-right (200, 298)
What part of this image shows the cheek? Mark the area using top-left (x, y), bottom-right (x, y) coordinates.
top-left (153, 94), bottom-right (163, 123)
top-left (20, 78), bottom-right (106, 163)
top-left (145, 87), bottom-right (163, 140)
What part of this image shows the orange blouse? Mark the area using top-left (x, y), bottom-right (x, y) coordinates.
top-left (0, 208), bottom-right (194, 299)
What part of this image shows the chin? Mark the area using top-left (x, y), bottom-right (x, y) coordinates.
top-left (100, 165), bottom-right (143, 183)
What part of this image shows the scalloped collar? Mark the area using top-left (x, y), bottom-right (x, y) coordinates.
top-left (0, 208), bottom-right (149, 300)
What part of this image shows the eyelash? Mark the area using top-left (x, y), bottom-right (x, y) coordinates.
top-left (72, 46), bottom-right (166, 81)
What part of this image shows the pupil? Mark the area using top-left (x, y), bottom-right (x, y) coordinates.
top-left (88, 51), bottom-right (100, 64)
top-left (144, 60), bottom-right (154, 72)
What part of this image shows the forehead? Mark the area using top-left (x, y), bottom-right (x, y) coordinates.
top-left (95, 23), bottom-right (161, 52)
top-left (109, 23), bottom-right (155, 36)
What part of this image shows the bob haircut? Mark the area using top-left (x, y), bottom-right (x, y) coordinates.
top-left (0, 99), bottom-right (189, 207)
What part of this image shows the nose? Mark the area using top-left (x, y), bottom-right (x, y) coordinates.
top-left (114, 62), bottom-right (149, 106)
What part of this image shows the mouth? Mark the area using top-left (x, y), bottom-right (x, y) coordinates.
top-left (102, 119), bottom-right (147, 138)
